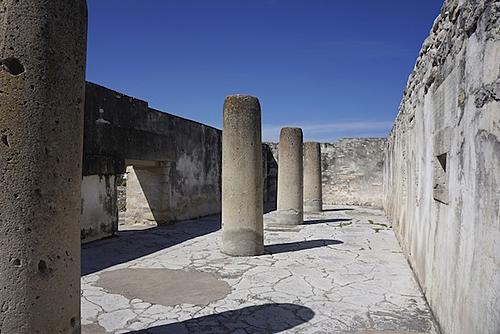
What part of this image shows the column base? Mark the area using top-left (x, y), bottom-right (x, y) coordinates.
top-left (222, 229), bottom-right (264, 257)
top-left (304, 200), bottom-right (323, 213)
top-left (276, 209), bottom-right (304, 225)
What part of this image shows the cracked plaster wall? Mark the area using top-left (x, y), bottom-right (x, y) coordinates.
top-left (383, 0), bottom-right (500, 333)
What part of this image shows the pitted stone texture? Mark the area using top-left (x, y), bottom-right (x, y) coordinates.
top-left (303, 142), bottom-right (323, 212)
top-left (222, 95), bottom-right (264, 256)
top-left (81, 206), bottom-right (438, 333)
top-left (0, 1), bottom-right (87, 333)
top-left (277, 127), bottom-right (304, 225)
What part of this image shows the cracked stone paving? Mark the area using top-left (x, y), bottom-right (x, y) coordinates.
top-left (81, 206), bottom-right (439, 334)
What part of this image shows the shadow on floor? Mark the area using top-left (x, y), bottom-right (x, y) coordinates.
top-left (127, 303), bottom-right (314, 334)
top-left (265, 239), bottom-right (343, 255)
top-left (81, 216), bottom-right (221, 276)
top-left (322, 208), bottom-right (354, 212)
top-left (303, 218), bottom-right (352, 225)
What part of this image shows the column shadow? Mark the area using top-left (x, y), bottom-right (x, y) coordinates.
top-left (303, 218), bottom-right (352, 225)
top-left (81, 216), bottom-right (221, 276)
top-left (265, 239), bottom-right (343, 255)
top-left (321, 208), bottom-right (354, 212)
top-left (126, 303), bottom-right (314, 334)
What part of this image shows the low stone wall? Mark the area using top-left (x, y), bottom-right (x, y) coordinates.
top-left (383, 1), bottom-right (500, 333)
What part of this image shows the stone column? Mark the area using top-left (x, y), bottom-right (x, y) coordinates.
top-left (222, 95), bottom-right (264, 256)
top-left (303, 142), bottom-right (323, 212)
top-left (0, 1), bottom-right (87, 333)
top-left (277, 128), bottom-right (304, 225)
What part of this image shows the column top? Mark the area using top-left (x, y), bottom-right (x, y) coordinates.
top-left (223, 95), bottom-right (261, 113)
top-left (280, 127), bottom-right (303, 138)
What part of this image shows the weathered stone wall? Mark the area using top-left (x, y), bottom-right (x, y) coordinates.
top-left (383, 1), bottom-right (500, 333)
top-left (264, 138), bottom-right (385, 208)
top-left (321, 139), bottom-right (385, 207)
top-left (143, 110), bottom-right (221, 223)
top-left (81, 175), bottom-right (118, 242)
top-left (81, 82), bottom-right (222, 242)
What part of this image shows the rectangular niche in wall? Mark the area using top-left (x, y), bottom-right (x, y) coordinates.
top-left (433, 152), bottom-right (449, 205)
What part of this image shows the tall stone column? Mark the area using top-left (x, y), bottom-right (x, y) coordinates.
top-left (0, 1), bottom-right (87, 333)
top-left (277, 128), bottom-right (304, 225)
top-left (303, 142), bottom-right (323, 212)
top-left (222, 95), bottom-right (264, 256)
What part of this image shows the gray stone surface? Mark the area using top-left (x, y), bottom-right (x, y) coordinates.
top-left (81, 206), bottom-right (438, 333)
top-left (124, 162), bottom-right (171, 226)
top-left (303, 142), bottom-right (323, 212)
top-left (0, 1), bottom-right (87, 333)
top-left (221, 95), bottom-right (264, 256)
top-left (384, 1), bottom-right (500, 333)
top-left (277, 128), bottom-right (304, 225)
top-left (81, 175), bottom-right (118, 242)
top-left (321, 139), bottom-right (385, 207)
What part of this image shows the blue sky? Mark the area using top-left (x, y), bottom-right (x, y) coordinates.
top-left (86, 0), bottom-right (442, 142)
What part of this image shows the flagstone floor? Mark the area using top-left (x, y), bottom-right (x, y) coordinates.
top-left (81, 206), bottom-right (438, 334)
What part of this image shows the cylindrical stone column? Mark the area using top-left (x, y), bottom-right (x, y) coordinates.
top-left (277, 128), bottom-right (304, 225)
top-left (222, 95), bottom-right (264, 256)
top-left (0, 1), bottom-right (87, 333)
top-left (303, 142), bottom-right (323, 212)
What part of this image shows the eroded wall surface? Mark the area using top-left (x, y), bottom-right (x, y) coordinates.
top-left (383, 1), bottom-right (500, 333)
top-left (163, 114), bottom-right (221, 222)
top-left (321, 139), bottom-right (385, 207)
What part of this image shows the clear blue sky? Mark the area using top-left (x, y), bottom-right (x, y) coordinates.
top-left (86, 0), bottom-right (442, 142)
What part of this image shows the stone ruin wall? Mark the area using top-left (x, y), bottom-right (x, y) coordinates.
top-left (321, 139), bottom-right (385, 207)
top-left (81, 81), bottom-right (386, 244)
top-left (81, 82), bottom-right (222, 242)
top-left (265, 138), bottom-right (386, 208)
top-left (383, 0), bottom-right (499, 333)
